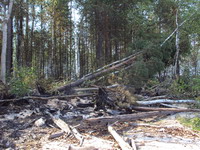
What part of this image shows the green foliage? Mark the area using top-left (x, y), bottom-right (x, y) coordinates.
top-left (50, 79), bottom-right (70, 90)
top-left (178, 117), bottom-right (200, 131)
top-left (170, 71), bottom-right (200, 97)
top-left (191, 78), bottom-right (200, 95)
top-left (9, 67), bottom-right (37, 97)
top-left (171, 78), bottom-right (189, 94)
top-left (126, 59), bottom-right (149, 88)
top-left (146, 79), bottom-right (160, 88)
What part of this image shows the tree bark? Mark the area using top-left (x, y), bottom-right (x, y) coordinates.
top-left (6, 16), bottom-right (13, 78)
top-left (1, 22), bottom-right (8, 83)
top-left (1, 0), bottom-right (14, 83)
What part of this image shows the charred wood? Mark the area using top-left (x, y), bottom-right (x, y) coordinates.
top-left (84, 111), bottom-right (174, 126)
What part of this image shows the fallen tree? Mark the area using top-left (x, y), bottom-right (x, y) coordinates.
top-left (83, 111), bottom-right (174, 126)
top-left (136, 99), bottom-right (200, 105)
top-left (56, 51), bottom-right (142, 92)
top-left (131, 106), bottom-right (200, 112)
top-left (0, 93), bottom-right (94, 104)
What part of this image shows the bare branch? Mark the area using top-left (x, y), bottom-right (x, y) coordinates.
top-left (160, 12), bottom-right (196, 47)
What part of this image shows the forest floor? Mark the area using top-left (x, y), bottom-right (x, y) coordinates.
top-left (0, 92), bottom-right (200, 150)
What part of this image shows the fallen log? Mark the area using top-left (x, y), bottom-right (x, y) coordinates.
top-left (143, 95), bottom-right (168, 101)
top-left (52, 117), bottom-right (84, 145)
top-left (0, 94), bottom-right (94, 103)
top-left (84, 111), bottom-right (174, 126)
top-left (56, 52), bottom-right (142, 92)
top-left (131, 106), bottom-right (200, 112)
top-left (136, 99), bottom-right (200, 106)
top-left (74, 84), bottom-right (120, 92)
top-left (84, 52), bottom-right (142, 78)
top-left (108, 125), bottom-right (133, 150)
top-left (159, 103), bottom-right (185, 108)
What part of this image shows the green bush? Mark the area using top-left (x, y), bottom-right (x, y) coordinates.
top-left (170, 68), bottom-right (200, 97)
top-left (191, 78), bottom-right (200, 96)
top-left (9, 67), bottom-right (37, 97)
top-left (178, 117), bottom-right (200, 131)
top-left (170, 78), bottom-right (189, 95)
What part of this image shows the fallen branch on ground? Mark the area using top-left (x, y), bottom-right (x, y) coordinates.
top-left (0, 94), bottom-right (94, 103)
top-left (136, 99), bottom-right (200, 106)
top-left (159, 103), bottom-right (185, 108)
top-left (52, 117), bottom-right (84, 146)
top-left (84, 111), bottom-right (174, 126)
top-left (143, 95), bottom-right (168, 101)
top-left (108, 125), bottom-right (133, 150)
top-left (48, 131), bottom-right (65, 139)
top-left (131, 106), bottom-right (200, 112)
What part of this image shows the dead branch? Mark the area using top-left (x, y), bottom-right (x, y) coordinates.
top-left (160, 12), bottom-right (196, 47)
top-left (0, 94), bottom-right (94, 103)
top-left (131, 139), bottom-right (137, 150)
top-left (52, 117), bottom-right (71, 136)
top-left (131, 106), bottom-right (200, 112)
top-left (48, 131), bottom-right (65, 139)
top-left (136, 99), bottom-right (200, 106)
top-left (108, 125), bottom-right (133, 150)
top-left (74, 84), bottom-right (120, 92)
top-left (70, 126), bottom-right (84, 146)
top-left (56, 52), bottom-right (142, 92)
top-left (52, 117), bottom-right (84, 146)
top-left (143, 95), bottom-right (168, 101)
top-left (84, 111), bottom-right (174, 126)
top-left (159, 103), bottom-right (185, 108)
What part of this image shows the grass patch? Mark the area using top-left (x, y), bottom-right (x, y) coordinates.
top-left (178, 117), bottom-right (200, 131)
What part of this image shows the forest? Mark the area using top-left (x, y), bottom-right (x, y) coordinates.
top-left (0, 0), bottom-right (200, 149)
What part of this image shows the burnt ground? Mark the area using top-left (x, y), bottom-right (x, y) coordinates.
top-left (0, 95), bottom-right (200, 150)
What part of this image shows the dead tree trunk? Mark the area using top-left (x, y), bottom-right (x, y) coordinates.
top-left (56, 51), bottom-right (142, 92)
top-left (83, 111), bottom-right (174, 126)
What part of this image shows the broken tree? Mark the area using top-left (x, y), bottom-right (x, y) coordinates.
top-left (56, 51), bottom-right (142, 92)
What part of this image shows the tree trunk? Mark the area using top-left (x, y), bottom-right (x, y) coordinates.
top-left (6, 17), bottom-right (13, 77)
top-left (173, 10), bottom-right (180, 78)
top-left (1, 0), bottom-right (14, 83)
top-left (6, 16), bottom-right (13, 78)
top-left (56, 51), bottom-right (141, 92)
top-left (29, 3), bottom-right (35, 67)
top-left (25, 0), bottom-right (29, 66)
top-left (1, 22), bottom-right (8, 83)
top-left (16, 1), bottom-right (24, 67)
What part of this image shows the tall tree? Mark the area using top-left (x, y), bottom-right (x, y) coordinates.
top-left (1, 0), bottom-right (14, 83)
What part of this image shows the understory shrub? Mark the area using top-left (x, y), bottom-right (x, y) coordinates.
top-left (170, 76), bottom-right (200, 97)
top-left (170, 67), bottom-right (200, 97)
top-left (9, 67), bottom-right (37, 97)
top-left (178, 117), bottom-right (200, 131)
